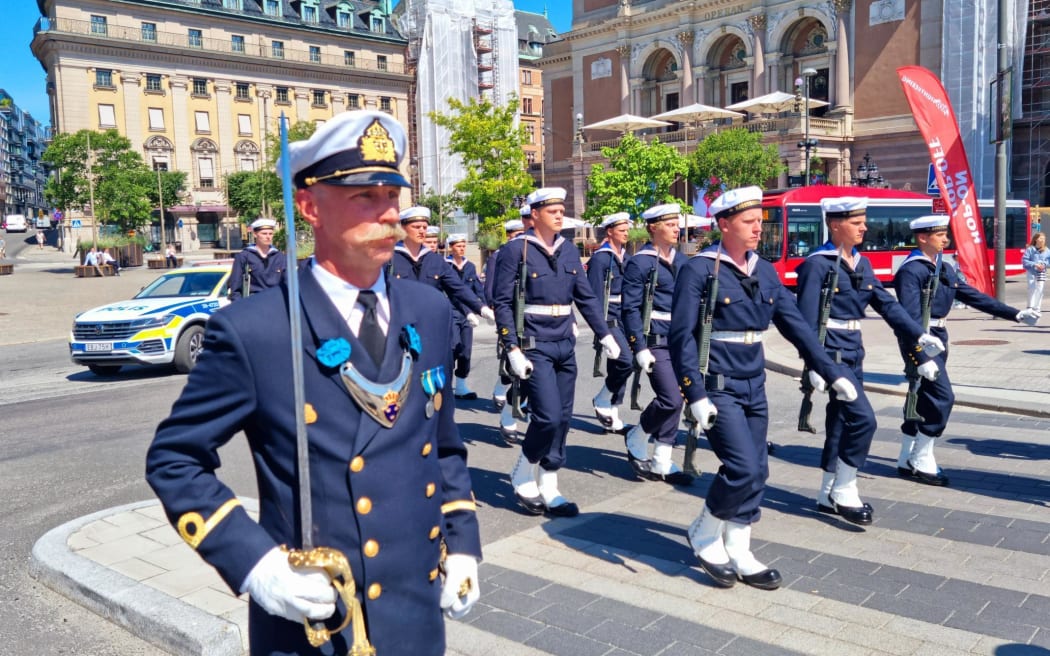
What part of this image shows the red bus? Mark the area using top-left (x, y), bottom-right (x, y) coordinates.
top-left (757, 185), bottom-right (1031, 285)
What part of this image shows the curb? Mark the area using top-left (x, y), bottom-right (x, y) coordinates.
top-left (29, 500), bottom-right (244, 656)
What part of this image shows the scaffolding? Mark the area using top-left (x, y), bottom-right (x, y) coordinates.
top-left (1018, 0), bottom-right (1050, 204)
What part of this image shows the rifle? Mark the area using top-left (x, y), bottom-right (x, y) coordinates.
top-left (503, 237), bottom-right (530, 420)
top-left (241, 263), bottom-right (252, 298)
top-left (904, 252), bottom-right (942, 422)
top-left (683, 249), bottom-right (721, 476)
top-left (592, 266), bottom-right (614, 377)
top-left (630, 264), bottom-right (658, 410)
top-left (798, 247), bottom-right (842, 433)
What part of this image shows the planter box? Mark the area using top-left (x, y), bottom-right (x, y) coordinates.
top-left (148, 257), bottom-right (184, 269)
top-left (0, 263), bottom-right (13, 275)
top-left (75, 265), bottom-right (115, 277)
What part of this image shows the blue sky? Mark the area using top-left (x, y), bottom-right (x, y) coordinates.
top-left (1, 1), bottom-right (571, 125)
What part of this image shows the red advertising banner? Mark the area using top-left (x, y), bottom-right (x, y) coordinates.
top-left (897, 66), bottom-right (992, 294)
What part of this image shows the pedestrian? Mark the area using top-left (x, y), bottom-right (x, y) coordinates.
top-left (445, 232), bottom-right (485, 400)
top-left (669, 186), bottom-right (857, 590)
top-left (588, 211), bottom-right (633, 434)
top-left (98, 248), bottom-right (120, 276)
top-left (794, 197), bottom-right (944, 525)
top-left (146, 110), bottom-right (482, 656)
top-left (82, 246), bottom-right (103, 276)
top-left (165, 244), bottom-right (179, 268)
top-left (486, 211), bottom-right (528, 438)
top-left (36, 229), bottom-right (45, 249)
top-left (893, 215), bottom-right (1039, 486)
top-left (622, 204), bottom-right (692, 484)
top-left (493, 187), bottom-right (620, 517)
top-left (1022, 231), bottom-right (1048, 314)
top-left (229, 217), bottom-right (287, 300)
top-left (0, 236), bottom-right (6, 260)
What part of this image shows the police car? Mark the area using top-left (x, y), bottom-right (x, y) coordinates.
top-left (69, 264), bottom-right (232, 376)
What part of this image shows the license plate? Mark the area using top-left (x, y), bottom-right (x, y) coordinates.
top-left (85, 342), bottom-right (113, 352)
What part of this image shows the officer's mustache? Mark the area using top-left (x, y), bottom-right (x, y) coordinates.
top-left (361, 223), bottom-right (406, 244)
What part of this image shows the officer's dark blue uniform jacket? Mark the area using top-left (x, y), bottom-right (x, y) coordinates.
top-left (585, 243), bottom-right (629, 327)
top-left (229, 246), bottom-right (287, 300)
top-left (795, 243), bottom-right (927, 359)
top-left (389, 244), bottom-right (484, 316)
top-left (447, 256), bottom-right (485, 317)
top-left (671, 248), bottom-right (848, 404)
top-left (894, 251), bottom-right (1018, 327)
top-left (492, 232), bottom-right (610, 348)
top-left (146, 263), bottom-right (481, 656)
top-left (622, 245), bottom-right (687, 349)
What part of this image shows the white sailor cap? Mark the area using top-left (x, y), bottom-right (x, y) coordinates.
top-left (281, 110), bottom-right (410, 189)
top-left (600, 212), bottom-right (632, 229)
top-left (709, 186), bottom-right (763, 219)
top-left (504, 219), bottom-right (525, 232)
top-left (910, 215), bottom-right (950, 232)
top-left (399, 206), bottom-right (431, 224)
top-left (519, 204), bottom-right (532, 217)
top-left (446, 233), bottom-right (467, 244)
top-left (250, 217), bottom-right (277, 231)
top-left (425, 225), bottom-right (441, 236)
top-left (821, 196), bottom-right (868, 219)
top-left (641, 204), bottom-right (681, 223)
top-left (525, 187), bottom-right (567, 209)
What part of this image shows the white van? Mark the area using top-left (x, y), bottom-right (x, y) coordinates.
top-left (3, 214), bottom-right (27, 232)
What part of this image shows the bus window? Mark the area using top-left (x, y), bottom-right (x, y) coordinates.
top-left (861, 204), bottom-right (921, 251)
top-left (977, 202), bottom-right (1029, 249)
top-left (759, 207), bottom-right (784, 262)
top-left (783, 204), bottom-right (821, 258)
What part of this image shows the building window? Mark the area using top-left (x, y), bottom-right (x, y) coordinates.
top-left (194, 111), bottom-right (211, 134)
top-left (222, 0), bottom-right (242, 9)
top-left (379, 96), bottom-right (392, 112)
top-left (153, 160), bottom-right (169, 172)
top-left (344, 50), bottom-right (356, 66)
top-left (238, 114), bottom-right (252, 135)
top-left (337, 9), bottom-right (351, 27)
top-left (525, 123), bottom-right (535, 144)
top-left (235, 82), bottom-right (250, 100)
top-left (90, 15), bottom-right (107, 36)
top-left (377, 55), bottom-right (388, 71)
top-left (192, 78), bottom-right (208, 96)
top-left (276, 86), bottom-right (289, 103)
top-left (370, 15), bottom-right (384, 33)
top-left (148, 108), bottom-right (165, 130)
top-left (522, 69), bottom-right (532, 85)
top-left (240, 158), bottom-right (256, 172)
top-left (303, 5), bottom-right (317, 23)
top-left (97, 104), bottom-right (116, 128)
top-left (265, 0), bottom-right (280, 16)
top-left (145, 74), bottom-right (163, 92)
top-left (198, 157), bottom-right (215, 189)
top-left (347, 93), bottom-right (360, 109)
top-left (309, 46), bottom-right (321, 63)
top-left (272, 41), bottom-right (284, 59)
top-left (188, 29), bottom-right (203, 48)
top-left (231, 35), bottom-right (245, 53)
top-left (312, 90), bottom-right (326, 107)
top-left (522, 97), bottom-right (533, 114)
top-left (141, 22), bottom-right (156, 42)
top-left (526, 151), bottom-right (536, 165)
top-left (95, 69), bottom-right (113, 88)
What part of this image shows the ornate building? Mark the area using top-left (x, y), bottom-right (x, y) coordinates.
top-left (0, 90), bottom-right (49, 221)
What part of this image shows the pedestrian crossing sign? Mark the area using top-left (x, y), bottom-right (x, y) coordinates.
top-left (926, 164), bottom-right (939, 196)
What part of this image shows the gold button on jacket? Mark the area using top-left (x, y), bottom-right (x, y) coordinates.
top-left (350, 456), bottom-right (364, 472)
top-left (367, 583), bottom-right (382, 599)
top-left (364, 539), bottom-right (379, 558)
top-left (425, 482), bottom-right (436, 498)
top-left (356, 497), bottom-right (372, 514)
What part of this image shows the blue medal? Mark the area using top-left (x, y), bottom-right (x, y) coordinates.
top-left (420, 365), bottom-right (446, 418)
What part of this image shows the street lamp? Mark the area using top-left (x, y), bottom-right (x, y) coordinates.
top-left (795, 67), bottom-right (818, 186)
top-left (853, 152), bottom-right (885, 188)
top-left (572, 112), bottom-right (586, 216)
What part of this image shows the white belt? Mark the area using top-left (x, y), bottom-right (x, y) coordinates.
top-left (607, 295), bottom-right (622, 303)
top-left (523, 304), bottom-right (574, 317)
top-left (649, 310), bottom-right (672, 322)
top-left (928, 317), bottom-right (946, 328)
top-left (710, 330), bottom-right (765, 344)
top-left (826, 318), bottom-right (862, 331)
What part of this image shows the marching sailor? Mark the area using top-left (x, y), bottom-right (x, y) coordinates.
top-left (669, 186), bottom-right (857, 590)
top-left (425, 224), bottom-right (442, 254)
top-left (487, 209), bottom-right (530, 441)
top-left (795, 197), bottom-right (944, 525)
top-left (587, 211), bottom-right (633, 433)
top-left (228, 217), bottom-right (288, 300)
top-left (621, 204), bottom-right (692, 484)
top-left (446, 233), bottom-right (485, 399)
top-left (492, 187), bottom-right (620, 516)
top-left (893, 215), bottom-right (1039, 486)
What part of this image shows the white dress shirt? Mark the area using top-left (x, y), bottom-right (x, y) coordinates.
top-left (310, 259), bottom-right (390, 337)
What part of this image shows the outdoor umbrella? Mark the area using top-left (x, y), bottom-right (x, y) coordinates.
top-left (725, 91), bottom-right (829, 115)
top-left (651, 103), bottom-right (743, 124)
top-left (582, 113), bottom-right (671, 133)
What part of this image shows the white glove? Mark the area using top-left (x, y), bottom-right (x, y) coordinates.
top-left (807, 370), bottom-right (828, 393)
top-left (830, 377), bottom-right (858, 402)
top-left (688, 398), bottom-right (718, 430)
top-left (242, 547), bottom-right (337, 622)
top-left (917, 360), bottom-right (939, 381)
top-left (599, 334), bottom-right (620, 360)
top-left (572, 321), bottom-right (579, 338)
top-left (466, 313), bottom-right (480, 328)
top-left (440, 554), bottom-right (480, 619)
top-left (507, 348), bottom-right (533, 379)
top-left (635, 348), bottom-right (656, 373)
top-left (480, 306), bottom-right (495, 322)
top-left (918, 333), bottom-right (945, 357)
top-left (1017, 308), bottom-right (1040, 326)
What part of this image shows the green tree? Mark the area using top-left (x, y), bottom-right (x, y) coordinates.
top-left (416, 186), bottom-right (464, 226)
top-left (583, 133), bottom-right (688, 224)
top-left (145, 170), bottom-right (188, 208)
top-left (686, 128), bottom-right (785, 200)
top-left (225, 170), bottom-right (278, 223)
top-left (429, 95), bottom-right (534, 242)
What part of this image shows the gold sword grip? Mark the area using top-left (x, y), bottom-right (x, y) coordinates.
top-left (284, 546), bottom-right (376, 655)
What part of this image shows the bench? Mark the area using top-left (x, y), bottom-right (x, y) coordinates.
top-left (75, 264), bottom-right (115, 277)
top-left (0, 263), bottom-right (12, 275)
top-left (148, 257), bottom-right (184, 269)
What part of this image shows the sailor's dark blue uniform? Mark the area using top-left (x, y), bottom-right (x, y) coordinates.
top-left (492, 231), bottom-right (611, 470)
top-left (389, 244), bottom-right (485, 316)
top-left (447, 255), bottom-right (485, 379)
top-left (795, 244), bottom-right (926, 472)
top-left (586, 243), bottom-right (632, 405)
top-left (622, 245), bottom-right (688, 444)
top-left (229, 245), bottom-right (288, 300)
top-left (146, 266), bottom-right (480, 656)
top-left (670, 248), bottom-right (850, 524)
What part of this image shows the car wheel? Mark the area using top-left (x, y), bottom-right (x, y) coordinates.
top-left (174, 325), bottom-right (205, 374)
top-left (87, 364), bottom-right (121, 376)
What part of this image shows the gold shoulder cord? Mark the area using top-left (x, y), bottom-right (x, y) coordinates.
top-left (285, 546), bottom-right (375, 655)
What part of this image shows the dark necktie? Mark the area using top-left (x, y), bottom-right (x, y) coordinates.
top-left (356, 290), bottom-right (385, 364)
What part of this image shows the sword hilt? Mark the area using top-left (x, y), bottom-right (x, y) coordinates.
top-left (285, 546), bottom-right (375, 655)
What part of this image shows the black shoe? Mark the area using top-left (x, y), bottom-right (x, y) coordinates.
top-left (901, 460), bottom-right (950, 487)
top-left (653, 470), bottom-right (694, 486)
top-left (818, 501), bottom-right (873, 515)
top-left (455, 391), bottom-right (478, 400)
top-left (492, 396), bottom-right (506, 411)
top-left (696, 556), bottom-right (737, 588)
top-left (499, 425), bottom-right (519, 446)
top-left (624, 433), bottom-right (658, 481)
top-left (593, 407), bottom-right (614, 429)
top-left (826, 498), bottom-right (873, 526)
top-left (544, 500), bottom-right (579, 517)
top-left (514, 491), bottom-right (545, 515)
top-left (738, 568), bottom-right (782, 590)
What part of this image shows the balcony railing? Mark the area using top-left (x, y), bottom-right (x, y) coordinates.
top-left (34, 16), bottom-right (405, 75)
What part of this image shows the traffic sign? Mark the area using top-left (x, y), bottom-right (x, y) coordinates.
top-left (71, 219), bottom-right (82, 228)
top-left (926, 164), bottom-right (939, 196)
